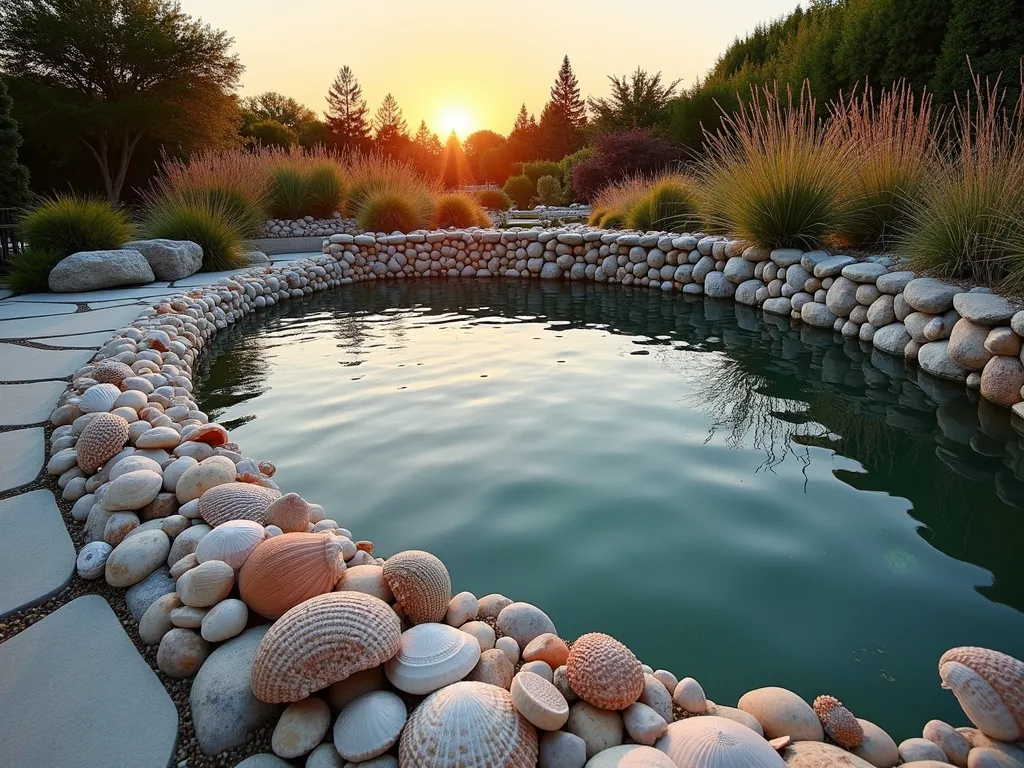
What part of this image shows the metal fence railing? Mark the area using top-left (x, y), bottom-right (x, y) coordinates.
top-left (0, 208), bottom-right (22, 269)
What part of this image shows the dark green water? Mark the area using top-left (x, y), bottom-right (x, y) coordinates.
top-left (195, 281), bottom-right (1024, 740)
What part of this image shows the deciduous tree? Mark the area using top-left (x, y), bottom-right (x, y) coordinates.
top-left (241, 92), bottom-right (316, 134)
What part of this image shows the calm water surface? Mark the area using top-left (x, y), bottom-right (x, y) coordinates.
top-left (195, 281), bottom-right (1024, 739)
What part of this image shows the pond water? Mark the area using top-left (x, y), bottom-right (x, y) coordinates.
top-left (195, 280), bottom-right (1024, 740)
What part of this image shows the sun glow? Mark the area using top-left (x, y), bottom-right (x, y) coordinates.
top-left (436, 106), bottom-right (475, 138)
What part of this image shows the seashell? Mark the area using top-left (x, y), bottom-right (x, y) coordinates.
top-left (333, 690), bottom-right (408, 761)
top-left (200, 598), bottom-right (248, 642)
top-left (183, 423), bottom-right (229, 446)
top-left (135, 426), bottom-right (181, 450)
top-left (250, 591), bottom-right (401, 703)
top-left (566, 632), bottom-right (644, 711)
top-left (336, 564), bottom-right (394, 602)
top-left (655, 716), bottom-right (786, 768)
top-left (194, 519), bottom-right (265, 569)
top-left (399, 680), bottom-right (537, 768)
top-left (93, 360), bottom-right (134, 385)
top-left (782, 741), bottom-right (876, 767)
top-left (511, 670), bottom-right (569, 730)
top-left (79, 383), bottom-right (121, 413)
top-left (382, 549), bottom-right (452, 624)
top-left (174, 456), bottom-right (237, 503)
top-left (76, 413), bottom-right (130, 473)
top-left (584, 744), bottom-right (677, 767)
top-left (176, 559), bottom-right (234, 607)
top-left (104, 469), bottom-right (164, 511)
top-left (384, 622), bottom-right (481, 695)
top-left (264, 493), bottom-right (312, 534)
top-left (239, 533), bottom-right (346, 620)
top-left (813, 695), bottom-right (863, 748)
top-left (76, 541), bottom-right (112, 580)
top-left (198, 481), bottom-right (280, 527)
top-left (109, 454), bottom-right (162, 481)
top-left (939, 647), bottom-right (1024, 742)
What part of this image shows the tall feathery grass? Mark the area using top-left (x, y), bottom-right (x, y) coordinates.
top-left (699, 82), bottom-right (854, 249)
top-left (268, 166), bottom-right (311, 219)
top-left (346, 153), bottom-right (440, 232)
top-left (6, 247), bottom-right (64, 293)
top-left (475, 188), bottom-right (513, 211)
top-left (833, 83), bottom-right (938, 251)
top-left (591, 175), bottom-right (654, 228)
top-left (626, 175), bottom-right (701, 232)
top-left (143, 197), bottom-right (247, 272)
top-left (20, 195), bottom-right (133, 256)
top-left (434, 192), bottom-right (490, 229)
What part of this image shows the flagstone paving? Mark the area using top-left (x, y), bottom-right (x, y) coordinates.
top-left (0, 428), bottom-right (44, 493)
top-left (34, 330), bottom-right (111, 348)
top-left (0, 342), bottom-right (95, 381)
top-left (0, 300), bottom-right (77, 320)
top-left (0, 302), bottom-right (146, 340)
top-left (0, 381), bottom-right (68, 426)
top-left (0, 490), bottom-right (75, 617)
top-left (8, 282), bottom-right (173, 303)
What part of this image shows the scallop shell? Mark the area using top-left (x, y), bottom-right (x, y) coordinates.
top-left (510, 670), bottom-right (569, 730)
top-left (264, 493), bottom-right (312, 534)
top-left (384, 622), bottom-right (481, 695)
top-left (76, 541), bottom-right (113, 580)
top-left (939, 648), bottom-right (1024, 741)
top-left (585, 744), bottom-right (677, 767)
top-left (813, 695), bottom-right (864, 748)
top-left (175, 559), bottom-right (235, 607)
top-left (183, 423), bottom-right (229, 446)
top-left (249, 591), bottom-right (401, 703)
top-left (333, 690), bottom-right (408, 761)
top-left (654, 716), bottom-right (786, 768)
top-left (566, 632), bottom-right (644, 710)
top-left (382, 550), bottom-right (452, 624)
top-left (194, 519), bottom-right (265, 569)
top-left (79, 383), bottom-right (121, 413)
top-left (198, 481), bottom-right (280, 527)
top-left (93, 360), bottom-right (135, 385)
top-left (239, 533), bottom-right (346, 619)
top-left (76, 413), bottom-right (130, 473)
top-left (398, 681), bottom-right (538, 768)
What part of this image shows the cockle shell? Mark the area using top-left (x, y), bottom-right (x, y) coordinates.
top-left (382, 549), bottom-right (452, 624)
top-left (333, 690), bottom-right (408, 761)
top-left (183, 423), bottom-right (229, 446)
top-left (176, 559), bottom-right (235, 607)
top-left (194, 519), bottom-right (265, 569)
top-left (654, 716), bottom-right (786, 768)
top-left (566, 632), bottom-right (644, 710)
top-left (104, 469), bottom-right (164, 511)
top-left (813, 695), bottom-right (863, 748)
top-left (198, 481), bottom-right (280, 527)
top-left (511, 671), bottom-right (569, 730)
top-left (249, 591), bottom-right (402, 703)
top-left (76, 541), bottom-right (113, 580)
top-left (399, 681), bottom-right (538, 768)
top-left (76, 413), bottom-right (130, 473)
top-left (93, 360), bottom-right (134, 385)
top-left (79, 383), bottom-right (121, 413)
top-left (239, 533), bottom-right (346, 619)
top-left (264, 492), bottom-right (312, 534)
top-left (384, 622), bottom-right (482, 695)
top-left (585, 744), bottom-right (677, 767)
top-left (939, 647), bottom-right (1024, 741)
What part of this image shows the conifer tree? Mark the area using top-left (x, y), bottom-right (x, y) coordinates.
top-left (372, 93), bottom-right (408, 155)
top-left (411, 120), bottom-right (443, 175)
top-left (0, 79), bottom-right (30, 209)
top-left (538, 56), bottom-right (587, 159)
top-left (932, 0), bottom-right (1024, 98)
top-left (325, 65), bottom-right (370, 152)
top-left (509, 103), bottom-right (539, 162)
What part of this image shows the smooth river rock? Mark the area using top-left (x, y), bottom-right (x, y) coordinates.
top-left (903, 278), bottom-right (960, 313)
top-left (737, 687), bottom-right (824, 742)
top-left (496, 602), bottom-right (557, 648)
top-left (953, 292), bottom-right (1017, 324)
top-left (105, 529), bottom-right (171, 588)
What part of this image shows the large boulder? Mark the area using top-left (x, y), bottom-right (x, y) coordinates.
top-left (48, 250), bottom-right (155, 292)
top-left (123, 239), bottom-right (203, 280)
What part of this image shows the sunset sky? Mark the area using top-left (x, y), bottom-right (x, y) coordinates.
top-left (179, 0), bottom-right (799, 137)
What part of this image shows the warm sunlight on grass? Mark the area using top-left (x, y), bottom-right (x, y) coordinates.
top-left (435, 105), bottom-right (475, 137)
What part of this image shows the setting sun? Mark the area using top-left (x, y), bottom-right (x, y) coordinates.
top-left (435, 106), bottom-right (475, 138)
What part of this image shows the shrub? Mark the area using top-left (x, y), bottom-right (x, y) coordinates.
top-left (247, 119), bottom-right (297, 148)
top-left (523, 160), bottom-right (562, 185)
top-left (20, 196), bottom-right (133, 256)
top-left (571, 128), bottom-right (681, 202)
top-left (358, 190), bottom-right (431, 233)
top-left (434, 192), bottom-right (490, 229)
top-left (6, 247), bottom-right (62, 293)
top-left (560, 147), bottom-right (595, 201)
top-left (699, 82), bottom-right (853, 249)
top-left (174, 184), bottom-right (264, 238)
top-left (536, 175), bottom-right (566, 206)
top-left (306, 163), bottom-right (345, 218)
top-left (345, 153), bottom-right (441, 220)
top-left (626, 176), bottom-right (700, 232)
top-left (143, 198), bottom-right (246, 272)
top-left (268, 166), bottom-right (311, 219)
top-left (503, 175), bottom-right (534, 209)
top-left (475, 187), bottom-right (512, 211)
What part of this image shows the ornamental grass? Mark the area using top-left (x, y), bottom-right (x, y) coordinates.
top-left (357, 190), bottom-right (432, 234)
top-left (475, 187), bottom-right (513, 211)
top-left (344, 153), bottom-right (441, 221)
top-left (590, 175), bottom-right (652, 229)
top-left (625, 175), bottom-right (701, 232)
top-left (434, 192), bottom-right (490, 229)
top-left (143, 197), bottom-right (247, 272)
top-left (268, 166), bottom-right (311, 219)
top-left (20, 195), bottom-right (133, 256)
top-left (6, 247), bottom-right (63, 293)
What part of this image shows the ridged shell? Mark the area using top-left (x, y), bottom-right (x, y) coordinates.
top-left (184, 423), bottom-right (229, 446)
top-left (566, 632), bottom-right (644, 710)
top-left (93, 360), bottom-right (134, 385)
top-left (813, 695), bottom-right (864, 748)
top-left (194, 519), bottom-right (265, 569)
top-left (333, 690), bottom-right (408, 761)
top-left (76, 413), bottom-right (130, 473)
top-left (654, 716), bottom-right (787, 768)
top-left (264, 493), bottom-right (312, 534)
top-left (398, 681), bottom-right (538, 768)
top-left (510, 670), bottom-right (569, 730)
top-left (198, 481), bottom-right (280, 527)
top-left (79, 383), bottom-right (121, 413)
top-left (175, 559), bottom-right (235, 607)
top-left (239, 533), bottom-right (346, 619)
top-left (382, 550), bottom-right (451, 624)
top-left (385, 622), bottom-right (481, 695)
top-left (939, 648), bottom-right (1024, 741)
top-left (249, 591), bottom-right (401, 703)
top-left (585, 745), bottom-right (677, 767)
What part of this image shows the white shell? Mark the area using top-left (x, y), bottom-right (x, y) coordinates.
top-left (385, 622), bottom-right (481, 695)
top-left (200, 598), bottom-right (248, 642)
top-left (585, 745), bottom-right (677, 767)
top-left (333, 690), bottom-right (408, 761)
top-left (176, 559), bottom-right (234, 607)
top-left (940, 661), bottom-right (1021, 742)
top-left (103, 469), bottom-right (163, 511)
top-left (510, 671), bottom-right (569, 731)
top-left (108, 454), bottom-right (162, 482)
top-left (194, 519), bottom-right (265, 569)
top-left (79, 383), bottom-right (120, 413)
top-left (76, 541), bottom-right (112, 580)
top-left (654, 716), bottom-right (786, 768)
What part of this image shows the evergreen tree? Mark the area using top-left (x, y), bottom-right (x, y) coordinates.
top-left (932, 0), bottom-right (1024, 98)
top-left (882, 0), bottom-right (954, 91)
top-left (0, 78), bottom-right (30, 209)
top-left (411, 120), bottom-right (443, 175)
top-left (508, 103), bottom-right (539, 162)
top-left (441, 131), bottom-right (470, 188)
top-left (538, 56), bottom-right (587, 159)
top-left (325, 65), bottom-right (370, 152)
top-left (588, 68), bottom-right (681, 132)
top-left (372, 93), bottom-right (408, 155)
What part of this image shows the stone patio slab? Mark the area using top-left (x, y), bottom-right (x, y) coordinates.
top-left (0, 342), bottom-right (93, 381)
top-left (7, 283), bottom-right (172, 303)
top-left (0, 427), bottom-right (44, 492)
top-left (0, 303), bottom-right (145, 340)
top-left (0, 301), bottom-right (77, 320)
top-left (0, 595), bottom-right (178, 768)
top-left (0, 490), bottom-right (75, 617)
top-left (0, 381), bottom-right (67, 426)
top-left (173, 268), bottom-right (261, 286)
top-left (35, 330), bottom-right (111, 349)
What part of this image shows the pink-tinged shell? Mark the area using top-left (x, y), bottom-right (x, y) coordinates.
top-left (384, 623), bottom-right (481, 695)
top-left (382, 550), bottom-right (452, 625)
top-left (655, 716), bottom-right (786, 768)
top-left (194, 519), bottom-right (265, 569)
top-left (511, 671), bottom-right (569, 731)
top-left (939, 647), bottom-right (1024, 742)
top-left (398, 681), bottom-right (538, 768)
top-left (264, 493), bottom-right (312, 534)
top-left (239, 533), bottom-right (347, 619)
top-left (813, 695), bottom-right (864, 748)
top-left (249, 591), bottom-right (401, 703)
top-left (93, 360), bottom-right (134, 385)
top-left (76, 412), bottom-right (130, 473)
top-left (566, 632), bottom-right (644, 711)
top-left (184, 423), bottom-right (229, 447)
top-left (198, 482), bottom-right (280, 527)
